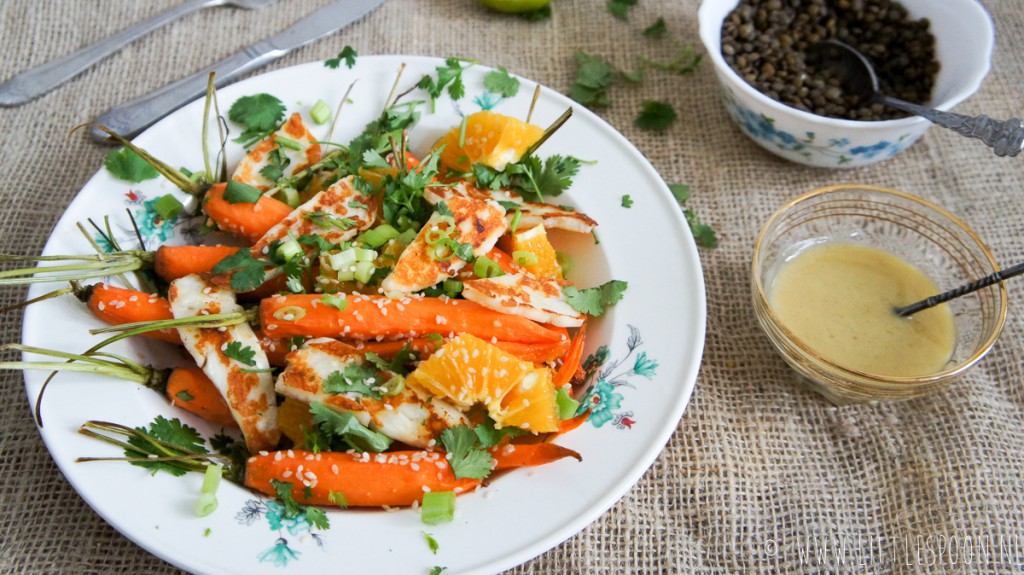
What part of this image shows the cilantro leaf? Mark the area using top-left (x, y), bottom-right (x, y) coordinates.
top-left (328, 491), bottom-right (349, 507)
top-left (175, 390), bottom-right (195, 402)
top-left (310, 402), bottom-right (392, 452)
top-left (643, 17), bottom-right (668, 38)
top-left (435, 201), bottom-right (453, 217)
top-left (608, 0), bottom-right (638, 20)
top-left (323, 364), bottom-right (384, 399)
top-left (563, 280), bottom-right (628, 317)
top-left (430, 568), bottom-right (448, 575)
top-left (325, 45), bottom-right (358, 69)
top-left (259, 147), bottom-right (291, 183)
top-left (424, 531), bottom-right (440, 554)
top-left (636, 100), bottom-right (677, 131)
top-left (223, 180), bottom-right (263, 204)
top-left (228, 93), bottom-right (286, 147)
top-left (439, 425), bottom-right (494, 480)
top-left (472, 416), bottom-right (526, 449)
top-left (668, 183), bottom-right (718, 248)
top-left (483, 67), bottom-right (520, 98)
top-left (105, 147), bottom-right (159, 182)
top-left (270, 479), bottom-right (303, 517)
top-left (569, 52), bottom-right (614, 108)
top-left (305, 507), bottom-right (331, 530)
top-left (418, 58), bottom-right (475, 110)
top-left (224, 342), bottom-right (257, 366)
top-left (640, 44), bottom-right (703, 75)
top-left (521, 5), bottom-right (551, 21)
top-left (518, 154), bottom-right (582, 200)
top-left (125, 416), bottom-right (209, 477)
top-left (621, 195), bottom-right (633, 208)
top-left (212, 249), bottom-right (268, 292)
top-left (304, 211), bottom-right (356, 230)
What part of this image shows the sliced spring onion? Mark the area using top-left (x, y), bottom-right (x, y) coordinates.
top-left (513, 250), bottom-right (539, 267)
top-left (397, 228), bottom-right (418, 245)
top-left (509, 208), bottom-right (522, 235)
top-left (442, 279), bottom-right (463, 298)
top-left (194, 492), bottom-right (218, 517)
top-left (382, 374), bottom-right (406, 397)
top-left (277, 186), bottom-right (301, 208)
top-left (425, 226), bottom-right (452, 247)
top-left (358, 224), bottom-right (400, 249)
top-left (555, 387), bottom-right (581, 420)
top-left (274, 135), bottom-right (304, 151)
top-left (353, 248), bottom-right (377, 262)
top-left (310, 99), bottom-right (332, 125)
top-left (153, 194), bottom-right (184, 220)
top-left (556, 251), bottom-right (573, 277)
top-left (353, 260), bottom-right (376, 284)
top-left (276, 238), bottom-right (304, 262)
top-left (321, 293), bottom-right (348, 311)
top-left (421, 490), bottom-right (456, 525)
top-left (327, 249), bottom-right (358, 271)
top-left (273, 305), bottom-right (307, 321)
top-left (473, 256), bottom-right (505, 279)
top-left (201, 463), bottom-right (223, 494)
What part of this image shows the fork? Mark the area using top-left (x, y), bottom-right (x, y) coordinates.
top-left (0, 0), bottom-right (279, 106)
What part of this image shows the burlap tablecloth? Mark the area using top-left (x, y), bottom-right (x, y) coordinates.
top-left (2, 1), bottom-right (1023, 573)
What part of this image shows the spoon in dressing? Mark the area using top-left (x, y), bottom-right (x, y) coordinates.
top-left (807, 40), bottom-right (1024, 157)
top-left (895, 261), bottom-right (1024, 317)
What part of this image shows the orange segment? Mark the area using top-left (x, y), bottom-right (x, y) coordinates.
top-left (501, 224), bottom-right (563, 279)
top-left (277, 397), bottom-right (314, 446)
top-left (406, 334), bottom-right (559, 432)
top-left (433, 110), bottom-right (545, 173)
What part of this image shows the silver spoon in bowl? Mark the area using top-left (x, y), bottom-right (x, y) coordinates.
top-left (808, 40), bottom-right (1024, 157)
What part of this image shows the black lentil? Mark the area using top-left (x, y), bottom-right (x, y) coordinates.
top-left (720, 0), bottom-right (940, 121)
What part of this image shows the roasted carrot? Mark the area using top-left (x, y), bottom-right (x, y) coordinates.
top-left (354, 335), bottom-right (570, 364)
top-left (492, 442), bottom-right (582, 469)
top-left (244, 442), bottom-right (580, 507)
top-left (153, 245), bottom-right (242, 282)
top-left (553, 321), bottom-right (587, 387)
top-left (84, 283), bottom-right (181, 344)
top-left (244, 449), bottom-right (480, 507)
top-left (166, 367), bottom-right (238, 428)
top-left (261, 294), bottom-right (567, 344)
top-left (554, 410), bottom-right (590, 435)
top-left (203, 182), bottom-right (294, 244)
top-left (83, 283), bottom-right (290, 365)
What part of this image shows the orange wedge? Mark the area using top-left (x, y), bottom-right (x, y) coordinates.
top-left (406, 333), bottom-right (559, 432)
top-left (434, 110), bottom-right (544, 173)
top-left (501, 223), bottom-right (563, 279)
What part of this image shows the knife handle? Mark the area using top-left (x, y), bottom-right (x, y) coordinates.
top-left (0, 0), bottom-right (218, 107)
top-left (90, 41), bottom-right (281, 142)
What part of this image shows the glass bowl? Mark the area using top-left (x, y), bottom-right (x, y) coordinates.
top-left (752, 185), bottom-right (1007, 404)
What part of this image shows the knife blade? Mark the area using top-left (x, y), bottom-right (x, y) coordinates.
top-left (90, 0), bottom-right (386, 142)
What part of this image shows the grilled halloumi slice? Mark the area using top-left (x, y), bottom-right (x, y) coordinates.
top-left (425, 182), bottom-right (597, 234)
top-left (462, 272), bottom-right (585, 328)
top-left (275, 338), bottom-right (467, 448)
top-left (251, 176), bottom-right (376, 258)
top-left (168, 274), bottom-right (280, 453)
top-left (231, 112), bottom-right (321, 190)
top-left (381, 196), bottom-right (507, 294)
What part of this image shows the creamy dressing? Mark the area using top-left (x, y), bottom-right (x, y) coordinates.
top-left (769, 242), bottom-right (956, 377)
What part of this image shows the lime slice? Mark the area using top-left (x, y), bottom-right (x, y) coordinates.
top-left (480, 0), bottom-right (551, 13)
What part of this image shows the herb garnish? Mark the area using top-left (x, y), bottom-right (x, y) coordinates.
top-left (309, 402), bottom-right (392, 452)
top-left (105, 147), bottom-right (159, 182)
top-left (325, 46), bottom-right (358, 69)
top-left (569, 52), bottom-right (614, 108)
top-left (643, 17), bottom-right (668, 38)
top-left (607, 0), bottom-right (638, 20)
top-left (417, 58), bottom-right (476, 111)
top-left (438, 425), bottom-right (494, 480)
top-left (621, 195), bottom-right (633, 208)
top-left (668, 183), bottom-right (718, 248)
top-left (323, 364), bottom-right (384, 399)
top-left (563, 280), bottom-right (628, 317)
top-left (483, 67), bottom-right (520, 98)
top-left (635, 100), bottom-right (678, 131)
top-left (228, 93), bottom-right (286, 147)
top-left (223, 342), bottom-right (257, 366)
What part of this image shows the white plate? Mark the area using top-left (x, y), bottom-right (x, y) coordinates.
top-left (22, 56), bottom-right (705, 575)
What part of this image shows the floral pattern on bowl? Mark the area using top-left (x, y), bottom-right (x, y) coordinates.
top-left (721, 88), bottom-right (916, 166)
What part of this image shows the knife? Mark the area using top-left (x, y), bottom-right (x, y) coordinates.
top-left (90, 0), bottom-right (386, 142)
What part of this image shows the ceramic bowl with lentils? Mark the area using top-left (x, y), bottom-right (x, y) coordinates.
top-left (698, 0), bottom-right (994, 168)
